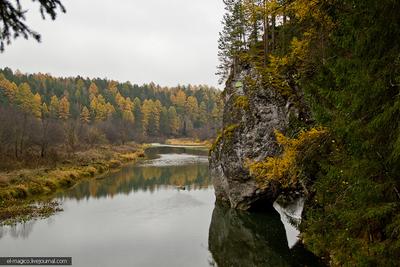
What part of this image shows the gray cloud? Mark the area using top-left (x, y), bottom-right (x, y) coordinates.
top-left (0, 0), bottom-right (224, 87)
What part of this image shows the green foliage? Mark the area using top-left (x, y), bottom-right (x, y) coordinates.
top-left (219, 0), bottom-right (400, 264)
top-left (210, 124), bottom-right (239, 155)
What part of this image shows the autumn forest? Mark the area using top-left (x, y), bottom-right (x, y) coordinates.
top-left (0, 67), bottom-right (222, 168)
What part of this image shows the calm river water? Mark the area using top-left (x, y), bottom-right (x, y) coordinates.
top-left (0, 146), bottom-right (322, 267)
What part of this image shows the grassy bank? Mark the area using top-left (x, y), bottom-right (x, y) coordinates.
top-left (0, 143), bottom-right (146, 225)
top-left (165, 138), bottom-right (211, 147)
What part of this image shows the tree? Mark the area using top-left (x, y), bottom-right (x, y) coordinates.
top-left (132, 97), bottom-right (143, 135)
top-left (0, 76), bottom-right (17, 102)
top-left (170, 90), bottom-right (186, 113)
top-left (141, 99), bottom-right (152, 137)
top-left (58, 96), bottom-right (70, 121)
top-left (198, 101), bottom-right (208, 126)
top-left (160, 106), bottom-right (169, 136)
top-left (107, 81), bottom-right (118, 96)
top-left (217, 0), bottom-right (247, 83)
top-left (94, 95), bottom-right (108, 121)
top-left (13, 82), bottom-right (39, 157)
top-left (32, 93), bottom-right (42, 118)
top-left (49, 95), bottom-right (60, 119)
top-left (0, 67), bottom-right (223, 151)
top-left (88, 82), bottom-right (99, 98)
top-left (216, 0), bottom-right (400, 264)
top-left (39, 102), bottom-right (50, 157)
top-left (0, 0), bottom-right (66, 51)
top-left (80, 106), bottom-right (90, 124)
top-left (186, 96), bottom-right (199, 124)
top-left (167, 106), bottom-right (180, 136)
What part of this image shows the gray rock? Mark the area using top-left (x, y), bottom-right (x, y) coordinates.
top-left (209, 66), bottom-right (301, 210)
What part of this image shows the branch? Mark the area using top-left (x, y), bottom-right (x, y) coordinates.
top-left (0, 0), bottom-right (65, 51)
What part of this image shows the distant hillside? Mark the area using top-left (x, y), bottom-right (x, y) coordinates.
top-left (0, 67), bottom-right (223, 161)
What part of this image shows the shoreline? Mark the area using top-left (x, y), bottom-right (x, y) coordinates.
top-left (0, 144), bottom-right (147, 225)
top-left (164, 138), bottom-right (211, 148)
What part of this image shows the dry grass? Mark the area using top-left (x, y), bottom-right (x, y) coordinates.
top-left (165, 138), bottom-right (211, 147)
top-left (0, 143), bottom-right (146, 203)
top-left (0, 143), bottom-right (146, 224)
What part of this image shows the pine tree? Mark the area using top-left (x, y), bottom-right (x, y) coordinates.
top-left (217, 0), bottom-right (247, 83)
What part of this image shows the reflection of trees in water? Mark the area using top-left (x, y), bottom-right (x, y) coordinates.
top-left (62, 164), bottom-right (211, 200)
top-left (0, 220), bottom-right (36, 240)
top-left (208, 205), bottom-right (324, 267)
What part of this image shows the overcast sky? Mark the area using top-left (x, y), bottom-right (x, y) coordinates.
top-left (0, 0), bottom-right (224, 88)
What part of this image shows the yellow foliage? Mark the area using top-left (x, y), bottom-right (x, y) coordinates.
top-left (58, 96), bottom-right (70, 120)
top-left (49, 95), bottom-right (60, 118)
top-left (234, 96), bottom-right (250, 110)
top-left (80, 106), bottom-right (91, 124)
top-left (170, 90), bottom-right (187, 108)
top-left (247, 127), bottom-right (328, 189)
top-left (0, 77), bottom-right (17, 101)
top-left (88, 82), bottom-right (99, 96)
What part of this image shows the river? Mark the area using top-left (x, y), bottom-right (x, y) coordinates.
top-left (0, 146), bottom-right (322, 267)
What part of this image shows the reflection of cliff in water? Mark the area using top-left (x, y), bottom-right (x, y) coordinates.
top-left (61, 164), bottom-right (211, 201)
top-left (208, 205), bottom-right (324, 267)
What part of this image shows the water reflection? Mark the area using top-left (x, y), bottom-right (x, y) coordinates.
top-left (145, 146), bottom-right (209, 159)
top-left (60, 146), bottom-right (210, 201)
top-left (209, 205), bottom-right (292, 267)
top-left (0, 146), bottom-right (322, 266)
top-left (0, 220), bottom-right (36, 240)
top-left (208, 205), bottom-right (324, 267)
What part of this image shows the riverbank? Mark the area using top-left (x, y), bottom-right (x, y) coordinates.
top-left (0, 143), bottom-right (146, 225)
top-left (165, 138), bottom-right (211, 147)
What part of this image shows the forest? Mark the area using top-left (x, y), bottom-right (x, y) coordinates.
top-left (217, 0), bottom-right (400, 265)
top-left (0, 67), bottom-right (222, 169)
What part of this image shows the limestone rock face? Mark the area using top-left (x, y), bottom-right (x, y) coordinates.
top-left (209, 66), bottom-right (300, 210)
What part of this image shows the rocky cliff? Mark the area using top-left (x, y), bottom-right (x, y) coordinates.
top-left (209, 65), bottom-right (306, 210)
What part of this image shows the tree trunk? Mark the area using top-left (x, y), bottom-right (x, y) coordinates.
top-left (14, 135), bottom-right (18, 159)
top-left (19, 113), bottom-right (27, 157)
top-left (252, 2), bottom-right (258, 45)
top-left (40, 119), bottom-right (49, 158)
top-left (282, 8), bottom-right (287, 54)
top-left (263, 0), bottom-right (269, 66)
top-left (271, 15), bottom-right (276, 52)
